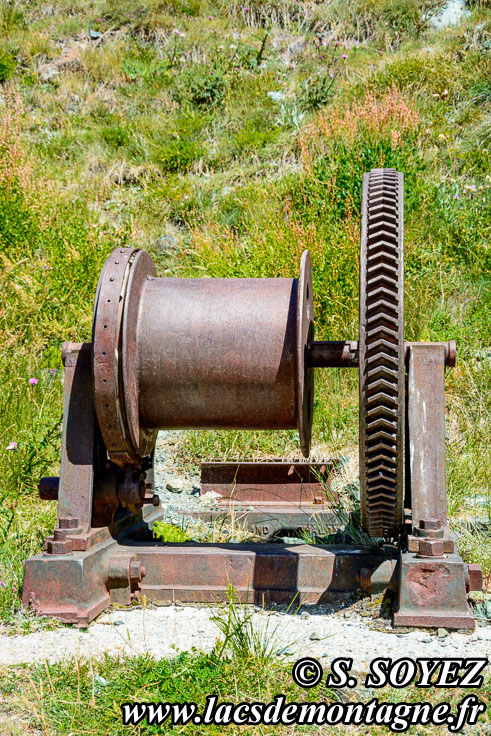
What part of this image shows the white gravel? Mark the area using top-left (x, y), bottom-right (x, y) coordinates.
top-left (0, 606), bottom-right (489, 673)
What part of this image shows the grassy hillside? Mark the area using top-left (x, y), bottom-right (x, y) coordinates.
top-left (0, 0), bottom-right (490, 623)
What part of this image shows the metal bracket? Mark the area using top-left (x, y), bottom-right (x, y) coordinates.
top-left (393, 345), bottom-right (477, 629)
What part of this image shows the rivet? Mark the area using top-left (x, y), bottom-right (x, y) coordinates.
top-left (115, 261), bottom-right (119, 265)
top-left (109, 277), bottom-right (115, 282)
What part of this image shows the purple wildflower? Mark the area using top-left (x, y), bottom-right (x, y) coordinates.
top-left (342, 54), bottom-right (348, 59)
top-left (208, 14), bottom-right (213, 19)
top-left (6, 442), bottom-right (18, 450)
top-left (29, 378), bottom-right (38, 386)
top-left (50, 368), bottom-right (56, 374)
top-left (329, 73), bottom-right (334, 78)
top-left (454, 194), bottom-right (459, 199)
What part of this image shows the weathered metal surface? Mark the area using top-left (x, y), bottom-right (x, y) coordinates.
top-left (121, 250), bottom-right (158, 459)
top-left (468, 563), bottom-right (483, 592)
top-left (393, 551), bottom-right (475, 629)
top-left (200, 461), bottom-right (335, 504)
top-left (307, 341), bottom-right (359, 368)
top-left (24, 501), bottom-right (396, 623)
top-left (92, 248), bottom-right (142, 468)
top-left (307, 340), bottom-right (456, 369)
top-left (135, 258), bottom-right (313, 449)
top-left (393, 343), bottom-right (476, 629)
top-left (23, 172), bottom-right (475, 632)
top-left (23, 504), bottom-right (160, 625)
top-left (56, 342), bottom-right (95, 535)
top-left (133, 543), bottom-right (396, 605)
top-left (406, 344), bottom-right (448, 530)
top-left (296, 250), bottom-right (314, 456)
top-left (185, 508), bottom-right (339, 539)
top-left (359, 169), bottom-right (405, 538)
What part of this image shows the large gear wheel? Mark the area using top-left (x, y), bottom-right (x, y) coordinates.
top-left (359, 169), bottom-right (405, 538)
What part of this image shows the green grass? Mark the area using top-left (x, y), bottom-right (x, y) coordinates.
top-left (0, 0), bottom-right (489, 632)
top-left (0, 652), bottom-right (488, 735)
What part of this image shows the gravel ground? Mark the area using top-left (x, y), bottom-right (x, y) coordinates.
top-left (0, 604), bottom-right (489, 672)
top-left (153, 432), bottom-right (213, 531)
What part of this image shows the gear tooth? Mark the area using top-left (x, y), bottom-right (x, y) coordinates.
top-left (360, 168), bottom-right (404, 538)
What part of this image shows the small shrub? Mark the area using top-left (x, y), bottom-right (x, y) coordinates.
top-left (101, 122), bottom-right (131, 149)
top-left (176, 64), bottom-right (226, 107)
top-left (157, 136), bottom-right (204, 173)
top-left (153, 521), bottom-right (190, 542)
top-left (0, 50), bottom-right (15, 83)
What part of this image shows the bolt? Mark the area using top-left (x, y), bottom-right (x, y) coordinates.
top-left (152, 494), bottom-right (160, 507)
top-left (130, 561), bottom-right (146, 583)
top-left (47, 529), bottom-right (73, 555)
top-left (467, 563), bottom-right (482, 592)
top-left (419, 519), bottom-right (443, 531)
top-left (58, 516), bottom-right (79, 529)
top-left (419, 539), bottom-right (444, 557)
top-left (313, 496), bottom-right (323, 505)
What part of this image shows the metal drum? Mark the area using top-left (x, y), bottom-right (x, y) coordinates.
top-left (92, 248), bottom-right (314, 467)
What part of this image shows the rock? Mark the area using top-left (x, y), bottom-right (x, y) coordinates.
top-left (38, 44), bottom-right (85, 81)
top-left (309, 631), bottom-right (321, 640)
top-left (437, 628), bottom-right (448, 638)
top-left (89, 29), bottom-right (103, 40)
top-left (299, 611), bottom-right (309, 619)
top-left (421, 635), bottom-right (432, 643)
top-left (288, 39), bottom-right (306, 57)
top-left (166, 478), bottom-right (184, 493)
top-left (474, 600), bottom-right (491, 621)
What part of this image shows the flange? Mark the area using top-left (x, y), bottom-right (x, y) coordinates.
top-left (92, 247), bottom-right (150, 468)
top-left (359, 169), bottom-right (405, 538)
top-left (296, 249), bottom-right (314, 456)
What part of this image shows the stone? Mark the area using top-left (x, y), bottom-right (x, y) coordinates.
top-left (437, 628), bottom-right (448, 638)
top-left (166, 478), bottom-right (184, 493)
top-left (474, 600), bottom-right (491, 621)
top-left (309, 631), bottom-right (321, 640)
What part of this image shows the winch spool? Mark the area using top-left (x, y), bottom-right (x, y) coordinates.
top-left (24, 167), bottom-right (482, 630)
top-left (93, 249), bottom-right (314, 467)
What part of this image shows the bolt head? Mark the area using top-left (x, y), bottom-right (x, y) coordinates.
top-left (419, 518), bottom-right (443, 530)
top-left (419, 539), bottom-right (444, 557)
top-left (130, 560), bottom-right (145, 582)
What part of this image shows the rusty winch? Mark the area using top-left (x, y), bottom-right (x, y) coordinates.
top-left (23, 169), bottom-right (482, 628)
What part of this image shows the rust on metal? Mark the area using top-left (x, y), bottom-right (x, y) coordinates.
top-left (92, 248), bottom-right (142, 468)
top-left (307, 340), bottom-right (456, 369)
top-left (57, 342), bottom-right (95, 535)
top-left (393, 552), bottom-right (475, 629)
top-left (135, 257), bottom-right (314, 453)
top-left (406, 344), bottom-right (448, 530)
top-left (359, 169), bottom-right (405, 538)
top-left (23, 170), bottom-right (476, 632)
top-left (200, 461), bottom-right (335, 504)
